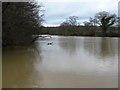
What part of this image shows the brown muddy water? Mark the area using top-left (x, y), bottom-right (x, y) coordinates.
top-left (2, 36), bottom-right (118, 88)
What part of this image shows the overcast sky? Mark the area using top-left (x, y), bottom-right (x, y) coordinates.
top-left (36, 0), bottom-right (119, 27)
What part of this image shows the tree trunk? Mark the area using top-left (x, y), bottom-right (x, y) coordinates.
top-left (102, 26), bottom-right (107, 37)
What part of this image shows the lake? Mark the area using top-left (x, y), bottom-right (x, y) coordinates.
top-left (3, 36), bottom-right (118, 88)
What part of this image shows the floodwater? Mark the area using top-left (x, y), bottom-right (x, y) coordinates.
top-left (3, 36), bottom-right (118, 88)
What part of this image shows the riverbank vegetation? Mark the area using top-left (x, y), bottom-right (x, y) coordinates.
top-left (38, 11), bottom-right (119, 37)
top-left (2, 2), bottom-right (44, 47)
top-left (37, 26), bottom-right (119, 37)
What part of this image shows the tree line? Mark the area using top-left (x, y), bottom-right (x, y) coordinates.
top-left (39, 11), bottom-right (119, 37)
top-left (59, 11), bottom-right (118, 36)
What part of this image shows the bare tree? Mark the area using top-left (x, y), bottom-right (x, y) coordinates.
top-left (94, 11), bottom-right (117, 36)
top-left (60, 21), bottom-right (71, 26)
top-left (89, 17), bottom-right (97, 26)
top-left (66, 16), bottom-right (79, 26)
top-left (60, 16), bottom-right (79, 26)
top-left (117, 17), bottom-right (120, 27)
top-left (83, 21), bottom-right (93, 26)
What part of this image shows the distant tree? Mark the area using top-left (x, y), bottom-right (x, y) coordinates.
top-left (60, 16), bottom-right (79, 26)
top-left (89, 17), bottom-right (97, 26)
top-left (94, 11), bottom-right (117, 36)
top-left (66, 16), bottom-right (79, 26)
top-left (117, 17), bottom-right (120, 27)
top-left (59, 16), bottom-right (79, 35)
top-left (83, 21), bottom-right (93, 26)
top-left (60, 21), bottom-right (71, 26)
top-left (83, 17), bottom-right (98, 27)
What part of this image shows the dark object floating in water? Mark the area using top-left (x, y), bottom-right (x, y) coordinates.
top-left (47, 42), bottom-right (53, 45)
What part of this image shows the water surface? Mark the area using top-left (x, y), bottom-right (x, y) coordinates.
top-left (3, 36), bottom-right (118, 88)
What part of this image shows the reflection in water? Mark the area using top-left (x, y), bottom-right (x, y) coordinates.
top-left (58, 36), bottom-right (78, 55)
top-left (83, 37), bottom-right (118, 59)
top-left (3, 46), bottom-right (43, 88)
top-left (3, 36), bottom-right (118, 88)
top-left (83, 37), bottom-right (96, 56)
top-left (100, 38), bottom-right (111, 57)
